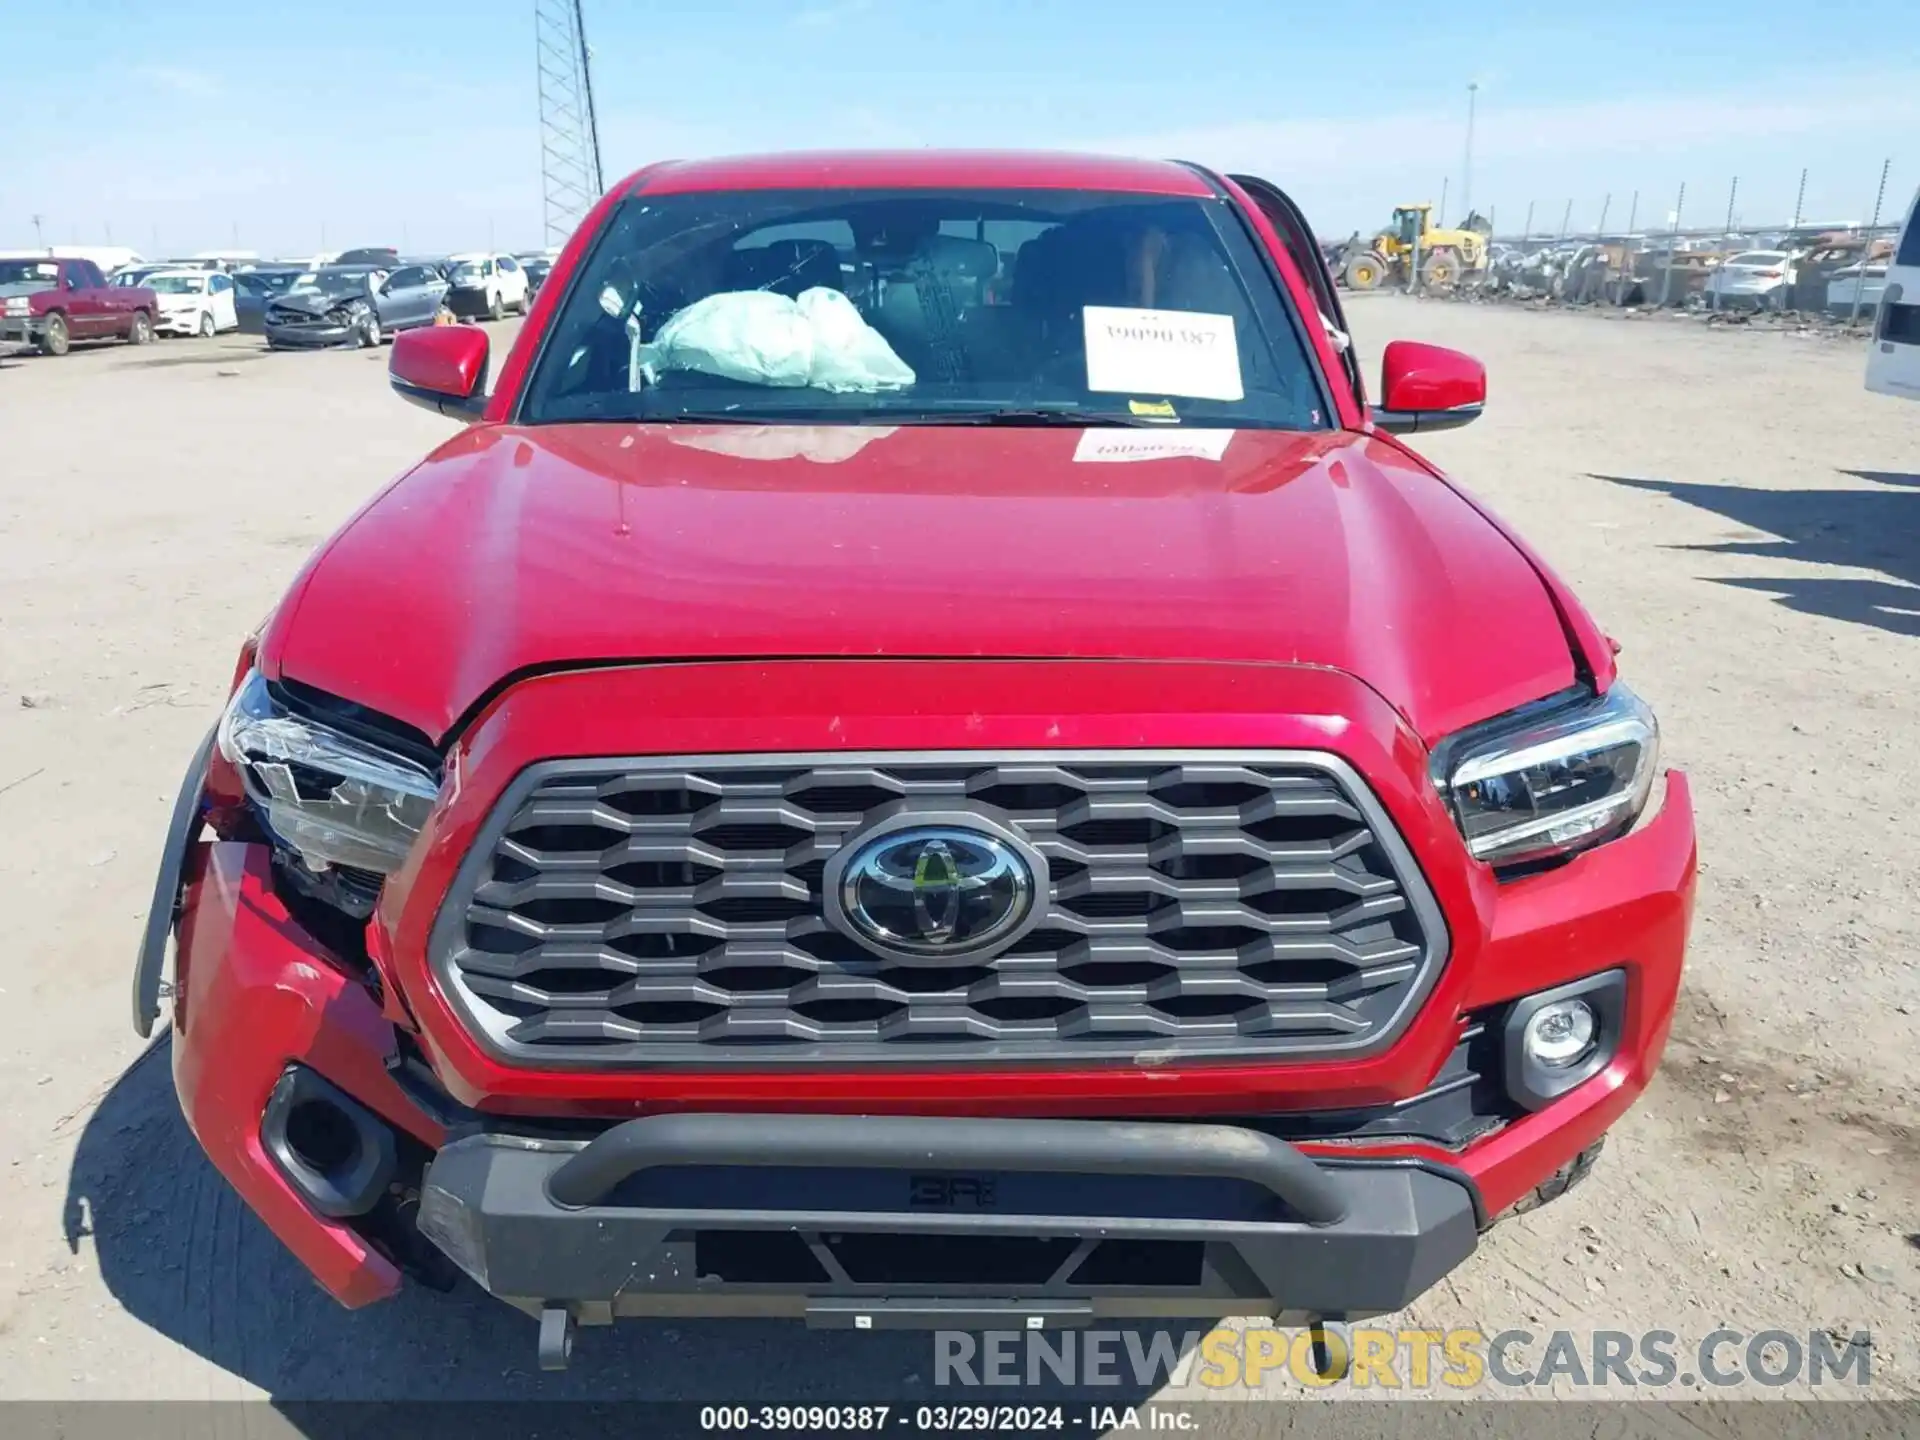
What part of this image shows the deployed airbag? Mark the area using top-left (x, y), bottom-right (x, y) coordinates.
top-left (639, 288), bottom-right (915, 393)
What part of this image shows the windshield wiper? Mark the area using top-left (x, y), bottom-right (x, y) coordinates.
top-left (930, 408), bottom-right (1161, 428)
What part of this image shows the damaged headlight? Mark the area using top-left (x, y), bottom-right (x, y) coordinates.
top-left (217, 669), bottom-right (440, 875)
top-left (1434, 683), bottom-right (1660, 868)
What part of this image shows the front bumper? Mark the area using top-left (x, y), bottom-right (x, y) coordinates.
top-left (445, 287), bottom-right (495, 317)
top-left (265, 319), bottom-right (358, 348)
top-left (0, 314), bottom-right (43, 343)
top-left (145, 662), bottom-right (1697, 1316)
top-left (415, 1113), bottom-right (1478, 1324)
top-left (154, 311), bottom-right (204, 336)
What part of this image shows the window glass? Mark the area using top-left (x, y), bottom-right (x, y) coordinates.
top-left (1897, 194), bottom-right (1920, 267)
top-left (522, 187), bottom-right (1328, 430)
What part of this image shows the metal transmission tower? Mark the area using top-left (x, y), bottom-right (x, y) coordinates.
top-left (534, 0), bottom-right (604, 248)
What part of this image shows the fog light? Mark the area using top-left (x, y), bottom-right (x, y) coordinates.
top-left (1523, 1000), bottom-right (1596, 1067)
top-left (1502, 970), bottom-right (1625, 1111)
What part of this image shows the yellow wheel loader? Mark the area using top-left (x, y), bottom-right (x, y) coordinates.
top-left (1342, 205), bottom-right (1491, 291)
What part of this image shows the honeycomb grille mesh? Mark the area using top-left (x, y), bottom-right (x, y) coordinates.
top-left (431, 754), bottom-right (1441, 1064)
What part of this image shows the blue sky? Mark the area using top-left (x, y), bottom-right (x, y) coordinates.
top-left (5, 0), bottom-right (1916, 257)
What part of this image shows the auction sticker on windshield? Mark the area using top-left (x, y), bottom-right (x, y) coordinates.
top-left (1083, 306), bottom-right (1243, 402)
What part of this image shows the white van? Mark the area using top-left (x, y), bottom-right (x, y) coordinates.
top-left (1865, 185), bottom-right (1920, 400)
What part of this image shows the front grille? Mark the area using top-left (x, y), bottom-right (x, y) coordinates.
top-left (429, 751), bottom-right (1445, 1066)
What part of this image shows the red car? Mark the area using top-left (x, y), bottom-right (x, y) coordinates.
top-left (137, 151), bottom-right (1694, 1370)
top-left (0, 255), bottom-right (156, 354)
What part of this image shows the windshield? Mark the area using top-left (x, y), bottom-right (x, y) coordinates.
top-left (235, 271), bottom-right (297, 295)
top-left (0, 260), bottom-right (60, 286)
top-left (287, 269), bottom-right (373, 296)
top-left (521, 188), bottom-right (1327, 429)
top-left (149, 274), bottom-right (207, 294)
top-left (450, 260), bottom-right (490, 281)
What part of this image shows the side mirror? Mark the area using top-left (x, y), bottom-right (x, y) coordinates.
top-left (1373, 340), bottom-right (1486, 433)
top-left (390, 325), bottom-right (490, 422)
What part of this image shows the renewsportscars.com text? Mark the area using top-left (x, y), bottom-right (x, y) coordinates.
top-left (934, 1327), bottom-right (1874, 1391)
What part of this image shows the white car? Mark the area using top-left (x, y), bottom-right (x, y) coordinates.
top-left (1704, 251), bottom-right (1793, 309)
top-left (146, 269), bottom-right (239, 337)
top-left (445, 252), bottom-right (531, 320)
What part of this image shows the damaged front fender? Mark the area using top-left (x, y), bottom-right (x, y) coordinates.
top-left (132, 727), bottom-right (216, 1037)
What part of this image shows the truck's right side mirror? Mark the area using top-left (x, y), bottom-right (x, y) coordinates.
top-left (1373, 340), bottom-right (1486, 434)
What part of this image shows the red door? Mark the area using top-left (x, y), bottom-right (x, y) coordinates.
top-left (59, 260), bottom-right (110, 337)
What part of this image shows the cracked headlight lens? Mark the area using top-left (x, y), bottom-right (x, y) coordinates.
top-left (217, 669), bottom-right (440, 874)
top-left (1436, 683), bottom-right (1660, 867)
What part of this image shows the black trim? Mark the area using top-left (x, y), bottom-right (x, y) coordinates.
top-left (1500, 969), bottom-right (1626, 1110)
top-left (271, 677), bottom-right (442, 771)
top-left (416, 1120), bottom-right (1481, 1318)
top-left (1372, 404), bottom-right (1484, 434)
top-left (1314, 1154), bottom-right (1489, 1230)
top-left (260, 1066), bottom-right (398, 1219)
top-left (132, 727), bottom-right (215, 1037)
top-left (391, 376), bottom-right (487, 422)
top-left (546, 1113), bottom-right (1349, 1223)
top-left (1424, 682), bottom-right (1596, 794)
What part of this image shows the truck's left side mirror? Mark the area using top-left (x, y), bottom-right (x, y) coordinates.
top-left (1374, 340), bottom-right (1486, 433)
top-left (390, 325), bottom-right (490, 422)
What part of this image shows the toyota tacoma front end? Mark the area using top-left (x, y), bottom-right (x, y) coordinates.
top-left (137, 151), bottom-right (1695, 1368)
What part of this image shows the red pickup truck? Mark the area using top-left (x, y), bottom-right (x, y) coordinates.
top-left (0, 256), bottom-right (155, 355)
top-left (137, 149), bottom-right (1695, 1372)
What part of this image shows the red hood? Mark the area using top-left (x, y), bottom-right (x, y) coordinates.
top-left (263, 423), bottom-right (1575, 745)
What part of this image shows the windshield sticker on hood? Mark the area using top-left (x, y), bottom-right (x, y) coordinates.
top-left (1073, 430), bottom-right (1234, 464)
top-left (1127, 398), bottom-right (1179, 419)
top-left (1083, 306), bottom-right (1243, 403)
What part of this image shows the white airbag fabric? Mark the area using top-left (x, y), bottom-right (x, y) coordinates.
top-left (640, 288), bottom-right (915, 393)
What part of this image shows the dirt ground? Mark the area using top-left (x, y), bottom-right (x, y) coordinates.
top-left (0, 298), bottom-right (1916, 1409)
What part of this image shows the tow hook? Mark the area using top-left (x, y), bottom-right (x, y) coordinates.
top-left (538, 1304), bottom-right (576, 1371)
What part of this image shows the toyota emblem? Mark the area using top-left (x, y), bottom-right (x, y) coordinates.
top-left (824, 819), bottom-right (1046, 961)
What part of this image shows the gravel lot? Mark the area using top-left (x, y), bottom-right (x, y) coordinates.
top-left (1, 298), bottom-right (1916, 1407)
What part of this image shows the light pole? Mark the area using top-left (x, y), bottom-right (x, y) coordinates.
top-left (1461, 82), bottom-right (1479, 222)
top-left (31, 213), bottom-right (45, 251)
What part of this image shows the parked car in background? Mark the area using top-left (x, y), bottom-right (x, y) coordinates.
top-left (233, 267), bottom-right (303, 334)
top-left (148, 269), bottom-right (240, 337)
top-left (1703, 251), bottom-right (1793, 309)
top-left (334, 247), bottom-right (401, 268)
top-left (263, 265), bottom-right (448, 349)
top-left (515, 251), bottom-right (555, 299)
top-left (112, 266), bottom-right (172, 291)
top-left (444, 251), bottom-right (530, 319)
top-left (1826, 264), bottom-right (1888, 316)
top-left (0, 255), bottom-right (154, 354)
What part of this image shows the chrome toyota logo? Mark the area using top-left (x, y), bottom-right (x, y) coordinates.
top-left (825, 819), bottom-right (1045, 961)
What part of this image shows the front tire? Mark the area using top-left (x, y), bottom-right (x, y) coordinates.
top-left (197, 310), bottom-right (216, 338)
top-left (487, 291), bottom-right (504, 322)
top-left (1421, 249), bottom-right (1462, 290)
top-left (1344, 252), bottom-right (1386, 291)
top-left (126, 309), bottom-right (153, 346)
top-left (357, 309), bottom-right (382, 348)
top-left (38, 312), bottom-right (70, 356)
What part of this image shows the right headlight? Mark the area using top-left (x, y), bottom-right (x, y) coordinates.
top-left (1433, 683), bottom-right (1660, 868)
top-left (217, 669), bottom-right (440, 877)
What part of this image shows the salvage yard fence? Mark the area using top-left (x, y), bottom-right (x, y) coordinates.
top-left (1367, 159), bottom-right (1910, 326)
